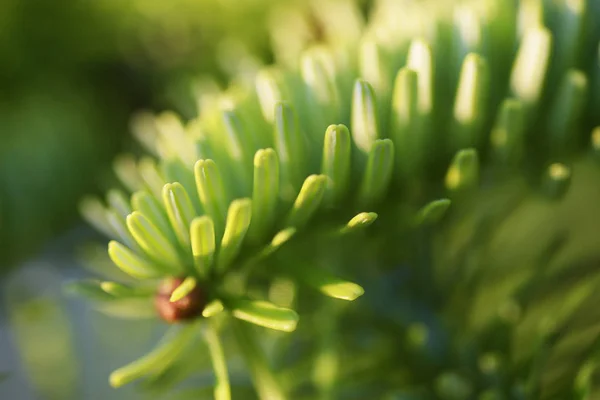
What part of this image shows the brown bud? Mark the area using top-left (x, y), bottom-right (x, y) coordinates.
top-left (154, 277), bottom-right (206, 323)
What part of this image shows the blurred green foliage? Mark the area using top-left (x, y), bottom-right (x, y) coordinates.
top-left (0, 0), bottom-right (302, 268)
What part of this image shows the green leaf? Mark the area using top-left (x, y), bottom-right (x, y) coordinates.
top-left (510, 27), bottom-right (552, 105)
top-left (351, 79), bottom-right (380, 154)
top-left (100, 282), bottom-right (154, 298)
top-left (163, 183), bottom-right (196, 249)
top-left (113, 154), bottom-right (143, 192)
top-left (256, 68), bottom-right (287, 123)
top-left (154, 112), bottom-right (196, 166)
top-left (575, 361), bottom-right (600, 399)
top-left (64, 280), bottom-right (114, 301)
top-left (162, 159), bottom-right (201, 212)
top-left (301, 48), bottom-right (340, 140)
top-left (78, 243), bottom-right (134, 282)
top-left (130, 111), bottom-right (160, 156)
top-left (359, 39), bottom-right (391, 108)
top-left (390, 67), bottom-right (421, 177)
top-left (190, 216), bottom-right (216, 277)
top-left (131, 190), bottom-right (175, 244)
top-left (79, 196), bottom-right (113, 238)
top-left (452, 5), bottom-right (484, 64)
top-left (452, 53), bottom-right (490, 151)
top-left (250, 228), bottom-right (298, 264)
top-left (445, 149), bottom-right (479, 192)
top-left (547, 69), bottom-right (588, 157)
top-left (321, 124), bottom-right (351, 202)
top-left (195, 133), bottom-right (214, 164)
top-left (232, 320), bottom-right (287, 400)
top-left (203, 324), bottom-right (232, 400)
top-left (266, 228), bottom-right (296, 254)
top-left (202, 299), bottom-right (225, 318)
top-left (109, 324), bottom-right (197, 388)
top-left (339, 212), bottom-right (378, 234)
top-left (554, 0), bottom-right (586, 74)
top-left (96, 299), bottom-right (155, 320)
top-left (106, 210), bottom-right (143, 254)
top-left (138, 157), bottom-right (166, 200)
top-left (221, 109), bottom-right (254, 189)
top-left (217, 199), bottom-right (252, 272)
top-left (358, 139), bottom-right (394, 206)
top-left (249, 148), bottom-right (280, 241)
top-left (170, 277), bottom-right (198, 303)
top-left (360, 39), bottom-right (393, 137)
top-left (294, 268), bottom-right (364, 301)
top-left (195, 159), bottom-right (229, 234)
top-left (230, 299), bottom-right (298, 332)
top-left (108, 241), bottom-right (164, 279)
top-left (415, 199), bottom-right (451, 226)
top-left (274, 101), bottom-right (305, 196)
top-left (490, 98), bottom-right (525, 166)
top-left (406, 39), bottom-right (434, 115)
top-left (107, 189), bottom-right (133, 218)
top-left (98, 298), bottom-right (161, 322)
top-left (126, 211), bottom-right (182, 272)
top-left (286, 175), bottom-right (327, 228)
top-left (517, 0), bottom-right (544, 29)
top-left (542, 163), bottom-right (571, 200)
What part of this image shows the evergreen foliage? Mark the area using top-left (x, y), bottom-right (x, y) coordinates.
top-left (72, 0), bottom-right (600, 398)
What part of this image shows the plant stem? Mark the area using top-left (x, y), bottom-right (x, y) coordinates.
top-left (203, 321), bottom-right (231, 400)
top-left (232, 319), bottom-right (288, 400)
top-left (312, 302), bottom-right (340, 400)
